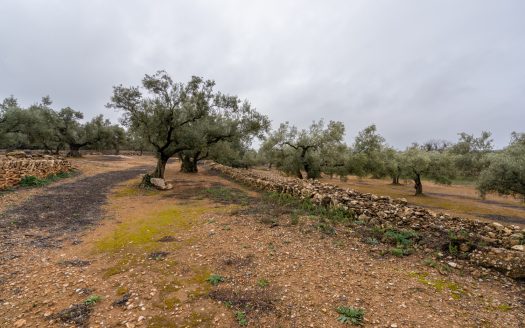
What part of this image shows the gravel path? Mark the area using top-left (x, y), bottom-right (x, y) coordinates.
top-left (0, 167), bottom-right (149, 249)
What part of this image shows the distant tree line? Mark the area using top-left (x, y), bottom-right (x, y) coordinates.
top-left (1, 71), bottom-right (523, 199)
top-left (259, 121), bottom-right (524, 199)
top-left (0, 96), bottom-right (129, 156)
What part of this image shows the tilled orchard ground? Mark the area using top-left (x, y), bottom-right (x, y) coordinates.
top-left (0, 157), bottom-right (524, 327)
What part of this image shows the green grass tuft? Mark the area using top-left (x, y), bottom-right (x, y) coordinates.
top-left (257, 278), bottom-right (269, 288)
top-left (235, 311), bottom-right (248, 326)
top-left (18, 171), bottom-right (74, 188)
top-left (84, 295), bottom-right (102, 305)
top-left (207, 274), bottom-right (225, 286)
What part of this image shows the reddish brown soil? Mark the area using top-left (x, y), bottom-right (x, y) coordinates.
top-left (0, 157), bottom-right (523, 328)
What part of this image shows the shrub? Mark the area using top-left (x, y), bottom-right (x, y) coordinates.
top-left (19, 175), bottom-right (45, 187)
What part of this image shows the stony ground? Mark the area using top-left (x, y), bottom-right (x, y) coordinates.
top-left (315, 173), bottom-right (525, 227)
top-left (0, 156), bottom-right (524, 327)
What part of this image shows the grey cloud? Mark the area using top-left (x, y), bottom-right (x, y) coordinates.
top-left (1, 0), bottom-right (524, 148)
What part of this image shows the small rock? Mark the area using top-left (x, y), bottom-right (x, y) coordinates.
top-left (511, 245), bottom-right (524, 252)
top-left (14, 319), bottom-right (27, 327)
top-left (150, 178), bottom-right (167, 190)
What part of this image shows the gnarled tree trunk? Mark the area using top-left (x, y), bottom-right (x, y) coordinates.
top-left (180, 152), bottom-right (200, 173)
top-left (180, 154), bottom-right (197, 173)
top-left (67, 144), bottom-right (82, 157)
top-left (414, 173), bottom-right (423, 195)
top-left (392, 175), bottom-right (400, 185)
top-left (153, 154), bottom-right (169, 178)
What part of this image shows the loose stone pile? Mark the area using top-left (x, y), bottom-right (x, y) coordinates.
top-left (0, 151), bottom-right (73, 189)
top-left (209, 163), bottom-right (525, 279)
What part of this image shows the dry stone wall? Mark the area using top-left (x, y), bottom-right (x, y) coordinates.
top-left (0, 151), bottom-right (73, 189)
top-left (209, 163), bottom-right (525, 279)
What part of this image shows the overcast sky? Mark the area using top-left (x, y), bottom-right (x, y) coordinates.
top-left (1, 0), bottom-right (524, 148)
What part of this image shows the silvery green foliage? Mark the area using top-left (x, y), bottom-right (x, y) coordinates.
top-left (261, 119), bottom-right (347, 179)
top-left (399, 147), bottom-right (456, 195)
top-left (0, 96), bottom-right (123, 155)
top-left (477, 135), bottom-right (525, 200)
top-left (450, 131), bottom-right (494, 178)
top-left (108, 71), bottom-right (269, 177)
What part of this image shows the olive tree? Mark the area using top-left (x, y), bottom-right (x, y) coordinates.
top-left (400, 147), bottom-right (455, 195)
top-left (450, 131), bottom-right (493, 178)
top-left (0, 96), bottom-right (63, 152)
top-left (261, 120), bottom-right (346, 179)
top-left (383, 147), bottom-right (402, 184)
top-left (108, 71), bottom-right (268, 179)
top-left (477, 134), bottom-right (525, 200)
top-left (353, 124), bottom-right (388, 178)
top-left (176, 105), bottom-right (269, 173)
top-left (55, 107), bottom-right (103, 157)
top-left (0, 96), bottom-right (117, 155)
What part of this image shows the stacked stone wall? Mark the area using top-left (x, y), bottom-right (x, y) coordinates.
top-left (209, 163), bottom-right (525, 279)
top-left (0, 152), bottom-right (73, 189)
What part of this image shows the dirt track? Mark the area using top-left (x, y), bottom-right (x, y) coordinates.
top-left (0, 166), bottom-right (148, 253)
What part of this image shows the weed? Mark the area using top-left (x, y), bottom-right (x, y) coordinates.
top-left (203, 185), bottom-right (250, 205)
top-left (336, 306), bottom-right (365, 325)
top-left (494, 304), bottom-right (512, 312)
top-left (364, 237), bottom-right (379, 245)
top-left (381, 229), bottom-right (418, 256)
top-left (19, 176), bottom-right (45, 187)
top-left (207, 274), bottom-right (225, 286)
top-left (448, 243), bottom-right (459, 256)
top-left (423, 257), bottom-right (451, 274)
top-left (263, 192), bottom-right (354, 225)
top-left (18, 171), bottom-right (73, 188)
top-left (235, 311), bottom-right (248, 326)
top-left (317, 222), bottom-right (336, 235)
top-left (383, 229), bottom-right (418, 247)
top-left (209, 288), bottom-right (275, 312)
top-left (257, 278), bottom-right (269, 288)
top-left (84, 295), bottom-right (102, 305)
top-left (389, 247), bottom-right (405, 257)
top-left (423, 257), bottom-right (437, 268)
top-left (290, 211), bottom-right (299, 225)
top-left (333, 239), bottom-right (344, 247)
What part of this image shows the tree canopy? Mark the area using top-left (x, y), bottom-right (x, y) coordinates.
top-left (0, 96), bottom-right (124, 156)
top-left (261, 120), bottom-right (346, 179)
top-left (477, 136), bottom-right (525, 200)
top-left (107, 71), bottom-right (269, 179)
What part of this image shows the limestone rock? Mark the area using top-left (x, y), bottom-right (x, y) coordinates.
top-left (150, 178), bottom-right (167, 190)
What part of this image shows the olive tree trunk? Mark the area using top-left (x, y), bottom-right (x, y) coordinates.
top-left (392, 175), bottom-right (400, 185)
top-left (67, 144), bottom-right (82, 157)
top-left (414, 173), bottom-right (423, 195)
top-left (153, 155), bottom-right (169, 178)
